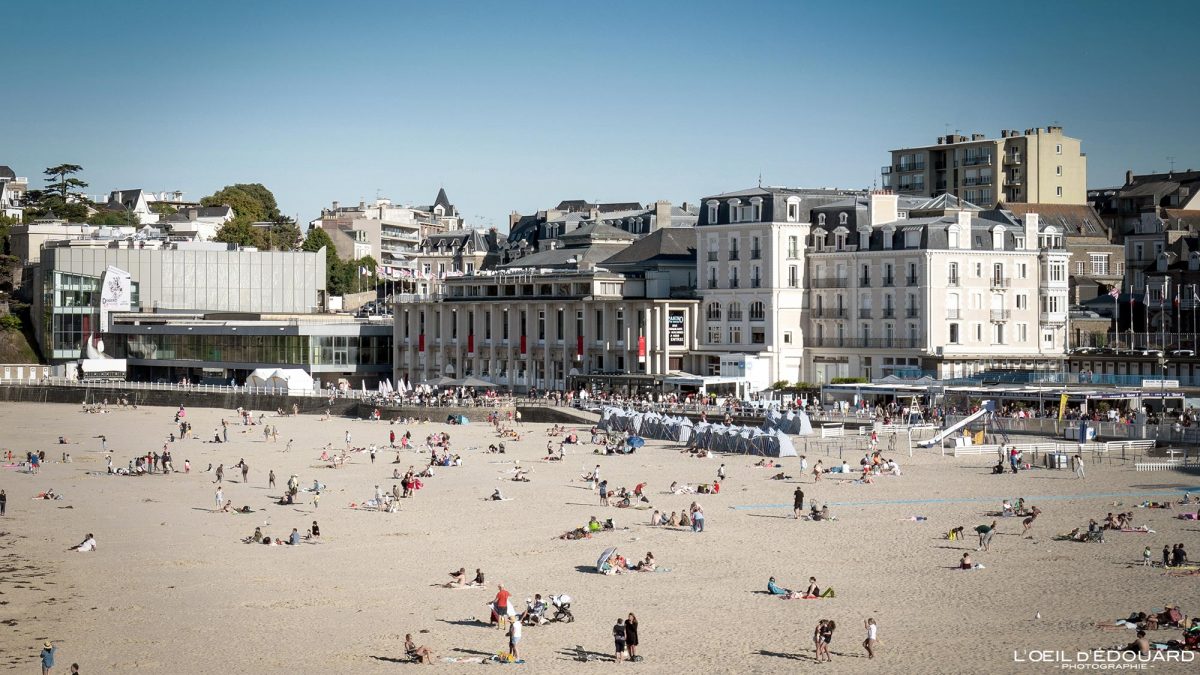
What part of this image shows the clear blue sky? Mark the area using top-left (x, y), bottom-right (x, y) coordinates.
top-left (6, 0), bottom-right (1197, 228)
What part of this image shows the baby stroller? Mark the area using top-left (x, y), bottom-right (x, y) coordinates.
top-left (549, 594), bottom-right (574, 623)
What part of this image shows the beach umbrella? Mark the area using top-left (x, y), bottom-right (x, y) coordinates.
top-left (596, 546), bottom-right (618, 572)
top-left (627, 436), bottom-right (645, 448)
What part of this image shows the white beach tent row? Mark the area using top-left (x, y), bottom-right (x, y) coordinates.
top-left (597, 407), bottom-right (802, 457)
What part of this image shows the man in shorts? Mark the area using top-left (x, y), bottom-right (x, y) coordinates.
top-left (613, 618), bottom-right (626, 663)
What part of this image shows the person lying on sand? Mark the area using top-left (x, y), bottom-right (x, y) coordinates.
top-left (767, 576), bottom-right (790, 595)
top-left (69, 533), bottom-right (97, 552)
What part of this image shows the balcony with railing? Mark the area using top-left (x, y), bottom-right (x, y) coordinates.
top-left (882, 276), bottom-right (895, 287)
top-left (990, 309), bottom-right (1011, 321)
top-left (858, 308), bottom-right (873, 319)
top-left (1004, 174), bottom-right (1023, 186)
top-left (750, 249), bottom-right (762, 260)
top-left (882, 307), bottom-right (895, 318)
top-left (896, 162), bottom-right (926, 172)
top-left (948, 276), bottom-right (960, 287)
top-left (811, 277), bottom-right (849, 288)
top-left (814, 308), bottom-right (846, 318)
top-left (963, 176), bottom-right (993, 186)
top-left (946, 308), bottom-right (961, 319)
top-left (707, 278), bottom-right (718, 289)
top-left (906, 275), bottom-right (919, 285)
top-left (751, 278), bottom-right (762, 289)
top-left (803, 337), bottom-right (922, 349)
top-left (1004, 153), bottom-right (1022, 165)
top-left (880, 166), bottom-right (893, 175)
top-left (859, 276), bottom-right (872, 287)
top-left (991, 277), bottom-right (1012, 289)
top-left (729, 278), bottom-right (740, 289)
top-left (906, 307), bottom-right (920, 318)
top-left (706, 251), bottom-right (718, 261)
top-left (729, 250), bottom-right (740, 261)
top-left (961, 155), bottom-right (992, 167)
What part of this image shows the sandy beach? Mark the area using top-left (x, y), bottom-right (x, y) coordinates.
top-left (1, 400), bottom-right (1198, 673)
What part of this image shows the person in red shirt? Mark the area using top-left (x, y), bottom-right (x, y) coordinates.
top-left (494, 584), bottom-right (511, 628)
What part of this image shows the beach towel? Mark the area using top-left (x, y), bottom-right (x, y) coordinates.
top-left (1119, 528), bottom-right (1155, 533)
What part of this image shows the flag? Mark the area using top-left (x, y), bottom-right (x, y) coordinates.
top-left (1174, 285), bottom-right (1181, 308)
top-left (1108, 287), bottom-right (1119, 299)
top-left (1193, 286), bottom-right (1199, 305)
top-left (1144, 285), bottom-right (1150, 306)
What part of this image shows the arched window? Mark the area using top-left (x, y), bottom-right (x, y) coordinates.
top-left (839, 212), bottom-right (848, 225)
top-left (706, 303), bottom-right (721, 321)
top-left (727, 302), bottom-right (743, 321)
top-left (817, 213), bottom-right (826, 226)
top-left (749, 302), bottom-right (765, 321)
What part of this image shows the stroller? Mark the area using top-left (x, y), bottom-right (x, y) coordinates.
top-left (549, 594), bottom-right (574, 623)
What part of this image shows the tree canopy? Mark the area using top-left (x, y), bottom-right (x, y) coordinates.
top-left (201, 183), bottom-right (280, 222)
top-left (22, 164), bottom-right (93, 222)
top-left (86, 209), bottom-right (140, 227)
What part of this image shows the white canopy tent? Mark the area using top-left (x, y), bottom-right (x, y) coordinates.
top-left (246, 368), bottom-right (315, 392)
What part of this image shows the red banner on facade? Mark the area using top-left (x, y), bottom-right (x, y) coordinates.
top-left (637, 334), bottom-right (646, 361)
top-left (467, 333), bottom-right (474, 354)
top-left (576, 335), bottom-right (583, 360)
top-left (418, 334), bottom-right (425, 352)
top-left (520, 335), bottom-right (527, 354)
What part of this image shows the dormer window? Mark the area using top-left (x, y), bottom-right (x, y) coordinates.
top-left (817, 213), bottom-right (826, 226)
top-left (881, 225), bottom-right (895, 250)
top-left (948, 225), bottom-right (960, 249)
top-left (838, 212), bottom-right (849, 225)
top-left (786, 197), bottom-right (801, 222)
top-left (992, 225), bottom-right (1006, 251)
top-left (706, 200), bottom-right (719, 224)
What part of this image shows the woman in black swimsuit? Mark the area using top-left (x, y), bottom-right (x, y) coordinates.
top-left (818, 619), bottom-right (835, 662)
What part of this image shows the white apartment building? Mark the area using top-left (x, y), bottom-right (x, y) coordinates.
top-left (1, 166), bottom-right (28, 220)
top-left (694, 187), bottom-right (865, 391)
top-left (804, 193), bottom-right (1070, 381)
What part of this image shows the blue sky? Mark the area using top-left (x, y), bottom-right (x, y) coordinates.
top-left (5, 0), bottom-right (1197, 228)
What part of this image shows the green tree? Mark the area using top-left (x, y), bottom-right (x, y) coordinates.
top-left (214, 216), bottom-right (266, 248)
top-left (302, 226), bottom-right (335, 253)
top-left (87, 209), bottom-right (140, 226)
top-left (150, 202), bottom-right (178, 216)
top-left (201, 183), bottom-right (280, 222)
top-left (43, 164), bottom-right (89, 202)
top-left (264, 218), bottom-right (302, 251)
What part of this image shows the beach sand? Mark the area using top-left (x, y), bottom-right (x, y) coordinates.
top-left (1, 401), bottom-right (1198, 673)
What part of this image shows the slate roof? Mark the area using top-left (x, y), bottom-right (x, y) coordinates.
top-left (0, 166), bottom-right (15, 180)
top-left (999, 202), bottom-right (1110, 238)
top-left (601, 228), bottom-right (696, 266)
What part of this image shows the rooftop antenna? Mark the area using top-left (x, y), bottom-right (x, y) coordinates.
top-left (757, 172), bottom-right (762, 188)
top-left (1167, 156), bottom-right (1177, 173)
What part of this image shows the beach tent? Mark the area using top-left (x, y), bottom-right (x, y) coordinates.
top-left (458, 376), bottom-right (493, 388)
top-left (246, 368), bottom-right (314, 392)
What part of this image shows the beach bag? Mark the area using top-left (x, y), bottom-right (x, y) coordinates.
top-left (821, 587), bottom-right (836, 598)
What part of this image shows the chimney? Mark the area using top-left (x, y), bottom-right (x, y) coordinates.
top-left (972, 133), bottom-right (985, 141)
top-left (509, 210), bottom-right (520, 229)
top-left (1000, 130), bottom-right (1009, 138)
top-left (1023, 213), bottom-right (1039, 251)
top-left (332, 200), bottom-right (339, 210)
top-left (869, 192), bottom-right (898, 226)
top-left (654, 200), bottom-right (671, 232)
top-left (1125, 170), bottom-right (1134, 186)
top-left (937, 136), bottom-right (944, 145)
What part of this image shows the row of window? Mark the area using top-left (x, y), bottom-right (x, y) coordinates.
top-left (705, 301), bottom-right (767, 321)
top-left (400, 308), bottom-right (635, 343)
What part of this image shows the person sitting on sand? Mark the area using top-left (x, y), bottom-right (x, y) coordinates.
top-left (69, 533), bottom-right (97, 552)
top-left (667, 511), bottom-right (679, 527)
top-left (247, 527), bottom-right (263, 544)
top-left (636, 551), bottom-right (656, 572)
top-left (678, 511), bottom-right (691, 528)
top-left (468, 569), bottom-right (485, 587)
top-left (1002, 500), bottom-right (1014, 516)
top-left (405, 634), bottom-right (434, 664)
top-left (767, 576), bottom-right (790, 596)
top-left (960, 552), bottom-right (973, 569)
top-left (650, 510), bottom-right (661, 526)
top-left (446, 568), bottom-right (468, 587)
top-left (813, 460), bottom-right (825, 481)
top-left (803, 577), bottom-right (820, 598)
top-left (490, 489), bottom-right (505, 501)
top-left (587, 516), bottom-right (602, 532)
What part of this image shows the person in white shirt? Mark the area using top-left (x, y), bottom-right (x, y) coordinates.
top-left (70, 533), bottom-right (97, 552)
top-left (863, 618), bottom-right (878, 659)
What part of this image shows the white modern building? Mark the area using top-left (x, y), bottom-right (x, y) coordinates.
top-left (311, 190), bottom-right (462, 271)
top-left (0, 165), bottom-right (28, 220)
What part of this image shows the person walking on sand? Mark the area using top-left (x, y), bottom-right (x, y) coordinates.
top-left (863, 618), bottom-right (878, 659)
top-left (1143, 546), bottom-right (1152, 567)
top-left (268, 469), bottom-right (276, 489)
top-left (285, 439), bottom-right (293, 452)
top-left (214, 487), bottom-right (224, 510)
top-left (40, 640), bottom-right (57, 675)
top-left (793, 486), bottom-right (805, 519)
top-left (241, 461), bottom-right (250, 483)
top-left (1073, 453), bottom-right (1085, 479)
top-left (345, 430), bottom-right (352, 450)
top-left (213, 464), bottom-right (224, 484)
top-left (0, 489), bottom-right (6, 516)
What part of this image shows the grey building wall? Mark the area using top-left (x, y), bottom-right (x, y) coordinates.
top-left (41, 246), bottom-right (327, 313)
